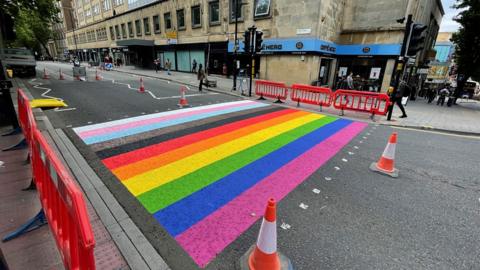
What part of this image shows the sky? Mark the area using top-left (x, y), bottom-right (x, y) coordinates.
top-left (440, 0), bottom-right (461, 32)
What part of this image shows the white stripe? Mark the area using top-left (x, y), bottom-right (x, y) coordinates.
top-left (256, 219), bottom-right (277, 254)
top-left (382, 142), bottom-right (396, 159)
top-left (72, 100), bottom-right (254, 133)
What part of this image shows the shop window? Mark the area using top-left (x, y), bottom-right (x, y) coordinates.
top-left (209, 1), bottom-right (220, 25)
top-left (127, 21), bottom-right (134, 37)
top-left (177, 9), bottom-right (185, 30)
top-left (121, 23), bottom-right (127, 38)
top-left (153, 15), bottom-right (160, 33)
top-left (191, 5), bottom-right (201, 28)
top-left (164, 12), bottom-right (172, 30)
top-left (254, 0), bottom-right (271, 18)
top-left (115, 25), bottom-right (121, 39)
top-left (229, 0), bottom-right (243, 22)
top-left (135, 19), bottom-right (142, 36)
top-left (144, 17), bottom-right (151, 35)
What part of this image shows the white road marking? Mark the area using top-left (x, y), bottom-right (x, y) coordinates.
top-left (342, 158), bottom-right (348, 162)
top-left (87, 121), bottom-right (93, 124)
top-left (391, 126), bottom-right (480, 140)
top-left (280, 223), bottom-right (291, 230)
top-left (312, 188), bottom-right (321, 194)
top-left (353, 146), bottom-right (359, 149)
top-left (366, 133), bottom-right (371, 135)
top-left (29, 79), bottom-right (77, 112)
top-left (299, 203), bottom-right (309, 209)
top-left (348, 151), bottom-right (354, 155)
top-left (66, 124), bottom-right (72, 128)
top-left (325, 176), bottom-right (332, 181)
top-left (359, 140), bottom-right (363, 144)
top-left (362, 136), bottom-right (367, 139)
top-left (319, 205), bottom-right (327, 211)
top-left (334, 166), bottom-right (340, 171)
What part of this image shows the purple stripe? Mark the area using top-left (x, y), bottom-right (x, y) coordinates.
top-left (175, 121), bottom-right (367, 267)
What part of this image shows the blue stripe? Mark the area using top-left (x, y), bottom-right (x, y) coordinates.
top-left (153, 119), bottom-right (352, 236)
top-left (83, 103), bottom-right (269, 145)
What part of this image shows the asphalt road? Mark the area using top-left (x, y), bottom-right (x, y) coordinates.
top-left (20, 61), bottom-right (480, 270)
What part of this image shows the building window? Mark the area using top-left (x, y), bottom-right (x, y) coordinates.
top-left (209, 1), bottom-right (220, 25)
top-left (191, 5), bottom-right (201, 28)
top-left (103, 0), bottom-right (111, 11)
top-left (128, 21), bottom-right (134, 37)
top-left (85, 8), bottom-right (92, 17)
top-left (254, 0), bottom-right (271, 17)
top-left (229, 0), bottom-right (243, 22)
top-left (153, 15), bottom-right (160, 33)
top-left (176, 9), bottom-right (185, 30)
top-left (164, 12), bottom-right (171, 29)
top-left (143, 17), bottom-right (150, 35)
top-left (109, 26), bottom-right (115, 40)
top-left (121, 23), bottom-right (127, 38)
top-left (115, 25), bottom-right (121, 39)
top-left (113, 0), bottom-right (123, 6)
top-left (135, 19), bottom-right (142, 36)
top-left (93, 4), bottom-right (100, 15)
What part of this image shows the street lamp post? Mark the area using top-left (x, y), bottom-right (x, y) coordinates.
top-left (67, 8), bottom-right (78, 60)
top-left (232, 0), bottom-right (239, 91)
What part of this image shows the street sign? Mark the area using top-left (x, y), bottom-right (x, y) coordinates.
top-left (417, 68), bottom-right (429, 74)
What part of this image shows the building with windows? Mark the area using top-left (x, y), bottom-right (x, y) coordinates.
top-left (65, 0), bottom-right (443, 88)
top-left (47, 0), bottom-right (75, 60)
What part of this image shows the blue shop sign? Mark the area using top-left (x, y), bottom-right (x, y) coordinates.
top-left (228, 38), bottom-right (400, 56)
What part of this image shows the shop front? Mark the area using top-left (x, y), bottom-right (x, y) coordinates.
top-left (116, 39), bottom-right (155, 68)
top-left (154, 42), bottom-right (227, 75)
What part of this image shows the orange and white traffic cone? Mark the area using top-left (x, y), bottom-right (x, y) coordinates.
top-left (138, 77), bottom-right (145, 93)
top-left (59, 68), bottom-right (65, 80)
top-left (369, 132), bottom-right (399, 177)
top-left (177, 86), bottom-right (190, 108)
top-left (43, 68), bottom-right (49, 79)
top-left (239, 198), bottom-right (293, 270)
top-left (95, 68), bottom-right (102, 80)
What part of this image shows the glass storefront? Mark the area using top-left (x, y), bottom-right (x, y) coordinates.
top-left (335, 56), bottom-right (388, 91)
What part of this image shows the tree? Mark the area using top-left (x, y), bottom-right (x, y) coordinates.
top-left (1, 0), bottom-right (59, 56)
top-left (451, 0), bottom-right (480, 99)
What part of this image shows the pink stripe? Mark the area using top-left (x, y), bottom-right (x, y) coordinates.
top-left (78, 101), bottom-right (256, 138)
top-left (175, 122), bottom-right (367, 267)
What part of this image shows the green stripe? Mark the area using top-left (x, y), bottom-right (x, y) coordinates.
top-left (138, 116), bottom-right (337, 213)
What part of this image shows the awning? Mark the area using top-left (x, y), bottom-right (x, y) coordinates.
top-left (116, 39), bottom-right (154, 46)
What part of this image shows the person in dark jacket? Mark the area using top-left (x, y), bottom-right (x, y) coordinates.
top-left (395, 80), bottom-right (408, 118)
top-left (197, 64), bottom-right (205, 92)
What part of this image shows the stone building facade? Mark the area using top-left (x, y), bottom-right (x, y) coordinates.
top-left (65, 0), bottom-right (443, 90)
top-left (48, 0), bottom-right (75, 60)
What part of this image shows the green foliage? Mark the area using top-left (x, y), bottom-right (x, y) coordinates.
top-left (451, 0), bottom-right (480, 81)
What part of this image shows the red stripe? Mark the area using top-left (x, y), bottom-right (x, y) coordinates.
top-left (103, 109), bottom-right (296, 169)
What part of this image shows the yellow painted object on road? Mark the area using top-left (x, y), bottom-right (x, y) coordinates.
top-left (6, 69), bottom-right (13, 78)
top-left (30, 99), bottom-right (67, 108)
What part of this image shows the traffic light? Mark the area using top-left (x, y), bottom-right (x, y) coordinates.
top-left (254, 31), bottom-right (263, 53)
top-left (243, 30), bottom-right (251, 54)
top-left (407, 23), bottom-right (428, 57)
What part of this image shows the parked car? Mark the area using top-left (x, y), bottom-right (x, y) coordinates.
top-left (0, 48), bottom-right (36, 77)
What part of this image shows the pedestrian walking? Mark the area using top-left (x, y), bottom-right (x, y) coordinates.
top-left (197, 64), bottom-right (205, 92)
top-left (395, 80), bottom-right (408, 118)
top-left (154, 59), bottom-right (159, 73)
top-left (437, 85), bottom-right (450, 106)
top-left (165, 59), bottom-right (172, 75)
top-left (192, 59), bottom-right (197, 73)
top-left (347, 72), bottom-right (354, 90)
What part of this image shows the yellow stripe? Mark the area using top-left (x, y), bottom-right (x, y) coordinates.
top-left (122, 113), bottom-right (324, 196)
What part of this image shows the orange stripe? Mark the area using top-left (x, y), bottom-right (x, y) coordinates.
top-left (113, 111), bottom-right (308, 180)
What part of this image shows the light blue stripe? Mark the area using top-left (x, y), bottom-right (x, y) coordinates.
top-left (83, 103), bottom-right (269, 145)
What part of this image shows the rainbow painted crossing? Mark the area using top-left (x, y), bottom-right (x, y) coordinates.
top-left (73, 100), bottom-right (367, 267)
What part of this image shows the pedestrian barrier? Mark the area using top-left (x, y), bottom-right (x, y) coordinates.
top-left (290, 84), bottom-right (332, 111)
top-left (333, 90), bottom-right (391, 119)
top-left (255, 80), bottom-right (289, 103)
top-left (2, 89), bottom-right (96, 270)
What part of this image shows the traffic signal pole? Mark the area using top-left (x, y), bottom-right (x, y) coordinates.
top-left (232, 0), bottom-right (239, 91)
top-left (249, 26), bottom-right (256, 97)
top-left (387, 14), bottom-right (413, 121)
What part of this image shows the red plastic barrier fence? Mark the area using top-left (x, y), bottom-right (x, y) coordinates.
top-left (333, 89), bottom-right (391, 118)
top-left (17, 89), bottom-right (35, 144)
top-left (18, 89), bottom-right (96, 270)
top-left (255, 80), bottom-right (289, 103)
top-left (290, 84), bottom-right (333, 111)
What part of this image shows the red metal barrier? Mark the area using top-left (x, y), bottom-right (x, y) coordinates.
top-left (333, 89), bottom-right (391, 119)
top-left (255, 80), bottom-right (289, 103)
top-left (290, 84), bottom-right (333, 111)
top-left (15, 89), bottom-right (96, 269)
